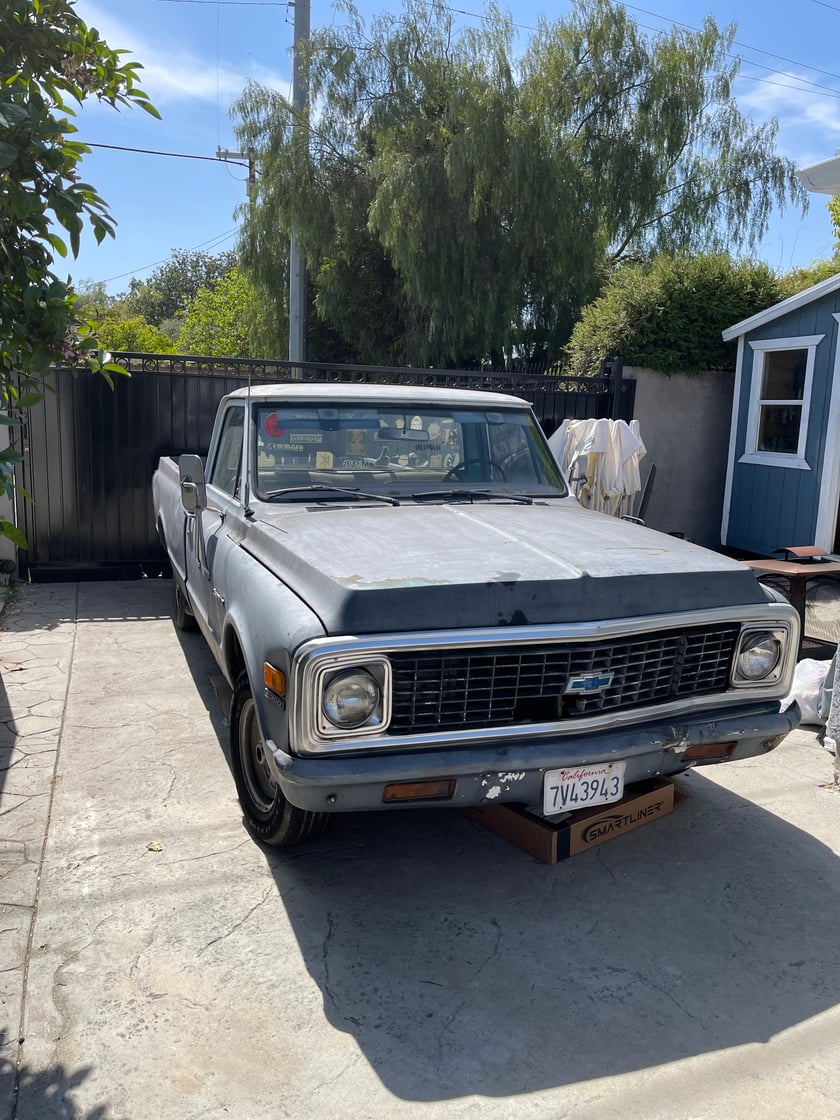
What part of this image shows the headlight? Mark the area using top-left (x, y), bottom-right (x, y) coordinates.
top-left (322, 669), bottom-right (381, 729)
top-left (734, 631), bottom-right (782, 682)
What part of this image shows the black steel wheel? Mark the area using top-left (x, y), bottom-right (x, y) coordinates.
top-left (229, 671), bottom-right (330, 846)
top-left (172, 577), bottom-right (198, 631)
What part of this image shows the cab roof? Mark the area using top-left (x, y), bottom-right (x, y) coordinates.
top-left (223, 382), bottom-right (529, 409)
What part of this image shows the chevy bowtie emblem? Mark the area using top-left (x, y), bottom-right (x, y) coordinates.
top-left (565, 671), bottom-right (614, 695)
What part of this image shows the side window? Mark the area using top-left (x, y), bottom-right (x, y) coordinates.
top-left (208, 406), bottom-right (245, 497)
top-left (741, 336), bottom-right (822, 468)
top-left (488, 419), bottom-right (538, 482)
top-left (489, 421), bottom-right (527, 463)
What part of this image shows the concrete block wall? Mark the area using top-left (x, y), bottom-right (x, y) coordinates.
top-left (625, 366), bottom-right (734, 551)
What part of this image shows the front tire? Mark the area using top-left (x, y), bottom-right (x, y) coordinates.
top-left (230, 671), bottom-right (330, 847)
top-left (172, 576), bottom-right (198, 632)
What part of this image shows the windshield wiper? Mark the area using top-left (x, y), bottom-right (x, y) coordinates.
top-left (411, 489), bottom-right (533, 505)
top-left (264, 485), bottom-right (400, 506)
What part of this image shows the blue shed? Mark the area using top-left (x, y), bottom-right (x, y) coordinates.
top-left (722, 272), bottom-right (840, 557)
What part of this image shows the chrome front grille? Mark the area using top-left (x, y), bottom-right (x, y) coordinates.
top-left (388, 624), bottom-right (740, 734)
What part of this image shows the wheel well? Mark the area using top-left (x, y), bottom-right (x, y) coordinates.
top-left (225, 626), bottom-right (247, 686)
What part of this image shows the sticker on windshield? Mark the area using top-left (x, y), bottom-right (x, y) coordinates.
top-left (347, 430), bottom-right (366, 456)
top-left (263, 413), bottom-right (284, 438)
top-left (316, 452), bottom-right (334, 469)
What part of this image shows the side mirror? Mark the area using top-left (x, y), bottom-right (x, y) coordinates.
top-left (179, 453), bottom-right (207, 513)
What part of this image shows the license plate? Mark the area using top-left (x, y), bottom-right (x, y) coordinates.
top-left (543, 761), bottom-right (626, 816)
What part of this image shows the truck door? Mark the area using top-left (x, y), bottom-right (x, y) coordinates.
top-left (185, 404), bottom-right (245, 648)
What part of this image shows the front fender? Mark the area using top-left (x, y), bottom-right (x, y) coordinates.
top-left (219, 544), bottom-right (326, 750)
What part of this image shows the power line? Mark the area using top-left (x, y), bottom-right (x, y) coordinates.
top-left (443, 2), bottom-right (840, 98)
top-left (736, 70), bottom-right (840, 100)
top-left (85, 142), bottom-right (248, 168)
top-left (623, 2), bottom-right (840, 85)
top-left (101, 228), bottom-right (239, 284)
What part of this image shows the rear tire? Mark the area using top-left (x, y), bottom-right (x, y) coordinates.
top-left (230, 671), bottom-right (331, 847)
top-left (172, 577), bottom-right (198, 632)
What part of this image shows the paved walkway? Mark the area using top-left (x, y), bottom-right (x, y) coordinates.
top-left (1, 582), bottom-right (839, 1120)
top-left (1, 583), bottom-right (79, 1114)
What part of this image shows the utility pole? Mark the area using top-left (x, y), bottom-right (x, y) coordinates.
top-left (289, 0), bottom-right (310, 373)
top-left (216, 148), bottom-right (256, 209)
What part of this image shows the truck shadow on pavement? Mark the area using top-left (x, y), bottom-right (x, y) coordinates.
top-left (170, 607), bottom-right (840, 1102)
top-left (261, 771), bottom-right (839, 1100)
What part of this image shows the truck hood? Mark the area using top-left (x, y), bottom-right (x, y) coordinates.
top-left (241, 499), bottom-right (766, 635)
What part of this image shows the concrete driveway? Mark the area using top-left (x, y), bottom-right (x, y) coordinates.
top-left (1, 580), bottom-right (838, 1120)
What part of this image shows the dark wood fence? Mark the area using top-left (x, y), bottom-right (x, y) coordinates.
top-left (18, 354), bottom-right (634, 580)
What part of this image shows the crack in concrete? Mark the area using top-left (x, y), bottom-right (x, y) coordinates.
top-left (170, 838), bottom-right (252, 864)
top-left (49, 915), bottom-right (115, 1062)
top-left (198, 886), bottom-right (273, 956)
top-left (605, 964), bottom-right (699, 1023)
top-left (306, 1050), bottom-right (362, 1099)
top-left (595, 844), bottom-right (617, 885)
top-left (321, 912), bottom-right (341, 1011)
top-left (472, 917), bottom-right (503, 980)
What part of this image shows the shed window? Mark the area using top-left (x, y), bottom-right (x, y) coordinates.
top-left (756, 349), bottom-right (806, 453)
top-left (740, 335), bottom-right (822, 469)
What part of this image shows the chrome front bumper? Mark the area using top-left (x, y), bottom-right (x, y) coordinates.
top-left (268, 702), bottom-right (800, 813)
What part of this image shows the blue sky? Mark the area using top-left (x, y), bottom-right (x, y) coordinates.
top-left (69, 0), bottom-right (840, 295)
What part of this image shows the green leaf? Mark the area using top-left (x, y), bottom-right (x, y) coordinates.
top-left (16, 392), bottom-right (45, 408)
top-left (46, 232), bottom-right (69, 258)
top-left (0, 140), bottom-right (18, 169)
top-left (137, 100), bottom-right (162, 120)
top-left (0, 521), bottom-right (29, 550)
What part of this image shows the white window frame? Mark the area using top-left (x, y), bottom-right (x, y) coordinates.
top-left (739, 335), bottom-right (822, 470)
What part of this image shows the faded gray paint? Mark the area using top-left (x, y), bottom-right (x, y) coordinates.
top-left (244, 499), bottom-right (767, 634)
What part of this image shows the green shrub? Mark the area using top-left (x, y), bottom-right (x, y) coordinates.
top-left (95, 316), bottom-right (176, 354)
top-left (565, 254), bottom-right (781, 375)
top-left (777, 258), bottom-right (840, 301)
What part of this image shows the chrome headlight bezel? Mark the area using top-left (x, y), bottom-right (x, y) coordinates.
top-left (731, 626), bottom-right (788, 686)
top-left (313, 656), bottom-right (392, 739)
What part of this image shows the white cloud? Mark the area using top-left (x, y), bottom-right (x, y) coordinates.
top-left (736, 69), bottom-right (840, 164)
top-left (76, 1), bottom-right (289, 106)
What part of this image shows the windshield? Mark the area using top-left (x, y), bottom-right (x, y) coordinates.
top-left (252, 402), bottom-right (567, 500)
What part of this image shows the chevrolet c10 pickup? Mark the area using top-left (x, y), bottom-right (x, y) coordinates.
top-left (152, 382), bottom-right (801, 846)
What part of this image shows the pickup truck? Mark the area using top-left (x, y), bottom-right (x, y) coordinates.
top-left (152, 382), bottom-right (800, 847)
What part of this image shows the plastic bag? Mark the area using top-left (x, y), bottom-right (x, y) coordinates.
top-left (781, 658), bottom-right (832, 726)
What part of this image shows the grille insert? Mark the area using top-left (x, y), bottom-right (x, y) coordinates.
top-left (388, 624), bottom-right (740, 734)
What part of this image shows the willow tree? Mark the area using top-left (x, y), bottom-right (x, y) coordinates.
top-left (234, 0), bottom-right (805, 366)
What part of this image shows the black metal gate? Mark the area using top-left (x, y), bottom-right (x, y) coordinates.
top-left (18, 354), bottom-right (634, 580)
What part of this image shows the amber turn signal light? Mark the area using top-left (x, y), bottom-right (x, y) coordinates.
top-left (382, 779), bottom-right (456, 803)
top-left (264, 662), bottom-right (287, 697)
top-left (681, 742), bottom-right (736, 761)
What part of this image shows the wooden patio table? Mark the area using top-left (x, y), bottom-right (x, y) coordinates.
top-left (742, 557), bottom-right (840, 654)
